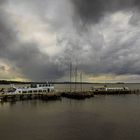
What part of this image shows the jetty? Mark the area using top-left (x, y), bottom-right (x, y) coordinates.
top-left (62, 91), bottom-right (94, 100)
top-left (0, 92), bottom-right (61, 102)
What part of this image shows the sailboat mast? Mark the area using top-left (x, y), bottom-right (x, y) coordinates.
top-left (69, 62), bottom-right (72, 93)
top-left (75, 65), bottom-right (77, 92)
top-left (80, 72), bottom-right (82, 92)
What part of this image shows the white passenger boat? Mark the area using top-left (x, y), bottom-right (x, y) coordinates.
top-left (105, 87), bottom-right (129, 91)
top-left (91, 86), bottom-right (129, 92)
top-left (6, 83), bottom-right (55, 94)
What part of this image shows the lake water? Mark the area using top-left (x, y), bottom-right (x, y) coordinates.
top-left (0, 94), bottom-right (140, 140)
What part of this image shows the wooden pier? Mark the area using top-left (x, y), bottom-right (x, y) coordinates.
top-left (0, 89), bottom-right (140, 102)
top-left (62, 91), bottom-right (94, 100)
top-left (0, 92), bottom-right (61, 102)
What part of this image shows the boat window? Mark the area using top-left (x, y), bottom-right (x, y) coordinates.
top-left (31, 84), bottom-right (37, 88)
top-left (48, 89), bottom-right (50, 93)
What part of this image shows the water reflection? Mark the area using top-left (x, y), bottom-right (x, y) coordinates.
top-left (0, 95), bottom-right (140, 140)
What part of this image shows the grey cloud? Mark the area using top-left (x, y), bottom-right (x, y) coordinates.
top-left (0, 65), bottom-right (5, 71)
top-left (56, 19), bottom-right (140, 78)
top-left (0, 0), bottom-right (7, 5)
top-left (0, 12), bottom-right (15, 50)
top-left (1, 0), bottom-right (140, 82)
top-left (71, 0), bottom-right (140, 25)
top-left (129, 10), bottom-right (140, 25)
top-left (0, 4), bottom-right (66, 81)
top-left (9, 43), bottom-right (65, 81)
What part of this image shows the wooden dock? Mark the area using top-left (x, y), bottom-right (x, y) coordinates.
top-left (0, 92), bottom-right (61, 102)
top-left (0, 91), bottom-right (94, 102)
top-left (62, 91), bottom-right (94, 100)
top-left (0, 89), bottom-right (139, 102)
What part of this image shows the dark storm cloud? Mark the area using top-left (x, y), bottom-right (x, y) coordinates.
top-left (0, 2), bottom-right (65, 81)
top-left (0, 65), bottom-right (5, 71)
top-left (1, 0), bottom-right (140, 82)
top-left (0, 27), bottom-right (64, 80)
top-left (57, 18), bottom-right (140, 78)
top-left (71, 0), bottom-right (140, 24)
top-left (0, 13), bottom-right (14, 50)
top-left (8, 43), bottom-right (65, 81)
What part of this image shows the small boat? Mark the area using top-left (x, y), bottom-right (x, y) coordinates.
top-left (105, 87), bottom-right (129, 91)
top-left (91, 86), bottom-right (129, 92)
top-left (91, 86), bottom-right (130, 94)
top-left (5, 83), bottom-right (55, 94)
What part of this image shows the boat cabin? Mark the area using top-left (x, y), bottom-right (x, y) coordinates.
top-left (9, 83), bottom-right (55, 94)
top-left (91, 86), bottom-right (129, 92)
top-left (31, 83), bottom-right (52, 88)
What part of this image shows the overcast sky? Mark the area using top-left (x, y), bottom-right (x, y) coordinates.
top-left (0, 0), bottom-right (140, 82)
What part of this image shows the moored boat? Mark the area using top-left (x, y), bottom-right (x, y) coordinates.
top-left (91, 86), bottom-right (130, 94)
top-left (5, 83), bottom-right (55, 94)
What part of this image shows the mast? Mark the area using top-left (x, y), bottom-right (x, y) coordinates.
top-left (80, 72), bottom-right (82, 92)
top-left (74, 65), bottom-right (77, 92)
top-left (69, 62), bottom-right (72, 93)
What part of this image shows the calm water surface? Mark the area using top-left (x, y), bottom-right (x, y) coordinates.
top-left (0, 95), bottom-right (140, 140)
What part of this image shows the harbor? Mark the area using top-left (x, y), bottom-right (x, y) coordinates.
top-left (0, 83), bottom-right (139, 102)
top-left (1, 0), bottom-right (140, 139)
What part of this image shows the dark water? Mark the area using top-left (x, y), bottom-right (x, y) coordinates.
top-left (0, 95), bottom-right (140, 140)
